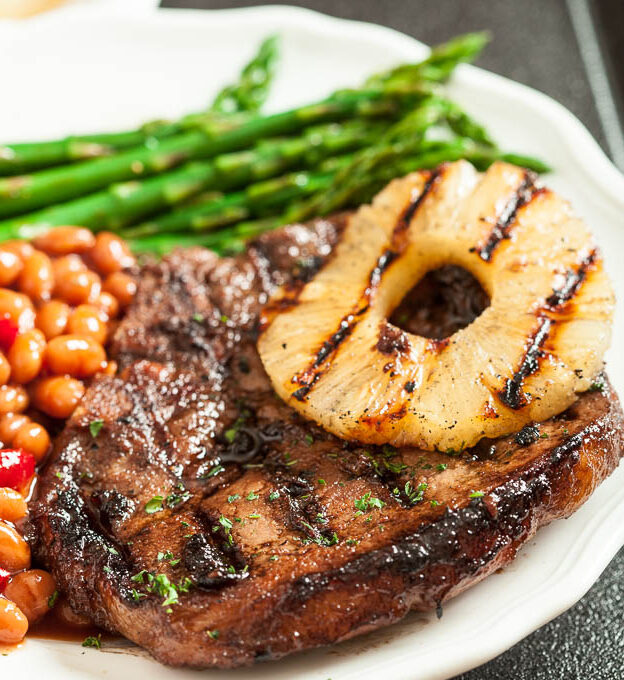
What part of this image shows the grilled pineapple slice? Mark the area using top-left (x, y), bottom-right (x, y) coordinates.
top-left (258, 160), bottom-right (614, 451)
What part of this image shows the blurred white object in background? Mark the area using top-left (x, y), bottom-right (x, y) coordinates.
top-left (0, 0), bottom-right (67, 17)
top-left (0, 0), bottom-right (158, 18)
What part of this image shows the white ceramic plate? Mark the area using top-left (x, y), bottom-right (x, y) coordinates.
top-left (2, 4), bottom-right (624, 679)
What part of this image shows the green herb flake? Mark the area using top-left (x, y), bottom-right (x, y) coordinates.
top-left (220, 314), bottom-right (229, 324)
top-left (207, 629), bottom-right (220, 640)
top-left (317, 479), bottom-right (326, 486)
top-left (224, 428), bottom-right (237, 443)
top-left (89, 419), bottom-right (104, 438)
top-left (82, 635), bottom-right (101, 649)
top-left (269, 555), bottom-right (279, 561)
top-left (248, 513), bottom-right (261, 519)
top-left (192, 313), bottom-right (204, 323)
top-left (268, 490), bottom-right (280, 501)
top-left (145, 495), bottom-right (164, 514)
top-left (103, 566), bottom-right (112, 575)
top-left (470, 491), bottom-right (485, 499)
top-left (131, 589), bottom-right (146, 601)
top-left (227, 494), bottom-right (240, 503)
top-left (354, 492), bottom-right (386, 514)
top-left (48, 590), bottom-right (59, 609)
top-left (436, 463), bottom-right (447, 471)
top-left (246, 491), bottom-right (259, 501)
top-left (304, 434), bottom-right (314, 446)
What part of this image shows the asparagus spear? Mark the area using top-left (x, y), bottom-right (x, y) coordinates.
top-left (366, 32), bottom-right (489, 88)
top-left (0, 87), bottom-right (426, 219)
top-left (0, 37), bottom-right (279, 177)
top-left (0, 120), bottom-right (384, 240)
top-left (212, 35), bottom-right (280, 114)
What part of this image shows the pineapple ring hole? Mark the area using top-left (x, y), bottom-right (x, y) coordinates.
top-left (389, 264), bottom-right (490, 340)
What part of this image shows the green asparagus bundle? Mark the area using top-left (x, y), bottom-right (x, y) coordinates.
top-left (0, 36), bottom-right (280, 176)
top-left (0, 86), bottom-right (429, 219)
top-left (0, 120), bottom-right (384, 240)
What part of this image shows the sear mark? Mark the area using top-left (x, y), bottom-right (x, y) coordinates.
top-left (476, 172), bottom-right (538, 262)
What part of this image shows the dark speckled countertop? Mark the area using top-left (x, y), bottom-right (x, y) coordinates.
top-left (161, 1), bottom-right (624, 677)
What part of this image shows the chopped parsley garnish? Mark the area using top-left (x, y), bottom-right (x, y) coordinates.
top-left (220, 314), bottom-right (229, 324)
top-left (157, 550), bottom-right (174, 562)
top-left (131, 589), bottom-right (146, 601)
top-left (304, 434), bottom-right (314, 446)
top-left (268, 490), bottom-right (280, 501)
top-left (224, 428), bottom-right (237, 443)
top-left (354, 492), bottom-right (385, 515)
top-left (430, 500), bottom-right (440, 507)
top-left (204, 464), bottom-right (225, 478)
top-left (346, 538), bottom-right (358, 546)
top-left (317, 479), bottom-right (326, 486)
top-left (166, 490), bottom-right (191, 508)
top-left (82, 635), bottom-right (101, 649)
top-left (436, 463), bottom-right (447, 471)
top-left (103, 566), bottom-right (112, 574)
top-left (89, 419), bottom-right (104, 438)
top-left (227, 494), bottom-right (240, 503)
top-left (145, 496), bottom-right (164, 514)
top-left (470, 491), bottom-right (485, 499)
top-left (219, 515), bottom-right (233, 531)
top-left (192, 313), bottom-right (204, 323)
top-left (48, 590), bottom-right (59, 609)
top-left (106, 546), bottom-right (119, 555)
top-left (404, 481), bottom-right (427, 505)
top-left (207, 629), bottom-right (220, 639)
top-left (270, 555), bottom-right (279, 561)
top-left (248, 513), bottom-right (260, 519)
top-left (246, 491), bottom-right (259, 501)
top-left (283, 452), bottom-right (298, 466)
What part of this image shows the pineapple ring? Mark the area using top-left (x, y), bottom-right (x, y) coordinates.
top-left (258, 160), bottom-right (614, 451)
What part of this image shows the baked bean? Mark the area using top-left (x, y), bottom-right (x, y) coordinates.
top-left (0, 597), bottom-right (28, 644)
top-left (33, 376), bottom-right (84, 419)
top-left (67, 305), bottom-right (107, 344)
top-left (54, 269), bottom-right (101, 306)
top-left (7, 329), bottom-right (46, 384)
top-left (0, 290), bottom-right (35, 332)
top-left (4, 570), bottom-right (56, 624)
top-left (89, 232), bottom-right (135, 275)
top-left (0, 414), bottom-right (30, 446)
top-left (103, 272), bottom-right (136, 308)
top-left (0, 385), bottom-right (28, 415)
top-left (36, 300), bottom-right (70, 340)
top-left (1, 241), bottom-right (33, 260)
top-left (0, 521), bottom-right (30, 571)
top-left (0, 353), bottom-right (10, 386)
top-left (51, 253), bottom-right (86, 281)
top-left (13, 422), bottom-right (50, 462)
top-left (18, 250), bottom-right (54, 302)
top-left (93, 291), bottom-right (119, 320)
top-left (45, 334), bottom-right (105, 378)
top-left (0, 250), bottom-right (23, 288)
top-left (33, 226), bottom-right (95, 256)
top-left (0, 487), bottom-right (27, 522)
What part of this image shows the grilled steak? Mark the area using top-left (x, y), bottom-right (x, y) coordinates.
top-left (32, 214), bottom-right (624, 668)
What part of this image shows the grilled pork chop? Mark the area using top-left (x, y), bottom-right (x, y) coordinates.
top-left (32, 215), bottom-right (623, 668)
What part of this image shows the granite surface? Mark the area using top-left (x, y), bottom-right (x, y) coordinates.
top-left (160, 2), bottom-right (624, 677)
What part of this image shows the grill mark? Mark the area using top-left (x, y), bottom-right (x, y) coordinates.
top-left (270, 469), bottom-right (337, 546)
top-left (476, 172), bottom-right (539, 262)
top-left (498, 251), bottom-right (598, 410)
top-left (546, 249), bottom-right (597, 309)
top-left (258, 280), bottom-right (305, 333)
top-left (289, 171), bottom-right (443, 401)
top-left (499, 316), bottom-right (551, 409)
top-left (392, 167), bottom-right (443, 246)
